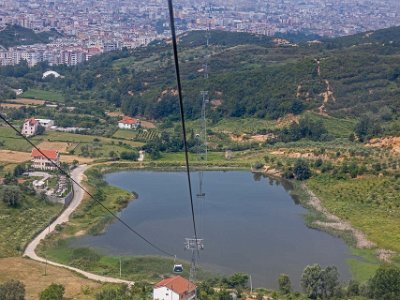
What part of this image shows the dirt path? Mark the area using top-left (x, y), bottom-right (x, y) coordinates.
top-left (23, 165), bottom-right (134, 285)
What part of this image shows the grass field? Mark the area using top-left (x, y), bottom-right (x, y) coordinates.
top-left (0, 257), bottom-right (102, 300)
top-left (20, 88), bottom-right (64, 102)
top-left (0, 150), bottom-right (31, 163)
top-left (36, 141), bottom-right (76, 153)
top-left (0, 127), bottom-right (43, 152)
top-left (303, 112), bottom-right (356, 138)
top-left (42, 240), bottom-right (202, 282)
top-left (0, 195), bottom-right (62, 257)
top-left (112, 129), bottom-right (138, 140)
top-left (307, 175), bottom-right (400, 253)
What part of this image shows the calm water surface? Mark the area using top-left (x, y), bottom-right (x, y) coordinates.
top-left (72, 170), bottom-right (352, 287)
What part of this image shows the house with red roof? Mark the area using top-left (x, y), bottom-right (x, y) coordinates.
top-left (22, 118), bottom-right (39, 137)
top-left (118, 117), bottom-right (141, 130)
top-left (31, 149), bottom-right (60, 171)
top-left (153, 276), bottom-right (196, 300)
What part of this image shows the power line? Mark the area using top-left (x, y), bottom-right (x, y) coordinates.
top-left (0, 113), bottom-right (174, 257)
top-left (167, 0), bottom-right (199, 243)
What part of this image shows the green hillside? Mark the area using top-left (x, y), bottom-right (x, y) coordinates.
top-left (0, 24), bottom-right (62, 48)
top-left (0, 27), bottom-right (399, 125)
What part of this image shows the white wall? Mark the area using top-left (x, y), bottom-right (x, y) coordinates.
top-left (153, 287), bottom-right (179, 300)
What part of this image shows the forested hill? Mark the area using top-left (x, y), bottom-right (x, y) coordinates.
top-left (1, 27), bottom-right (400, 123)
top-left (0, 25), bottom-right (62, 48)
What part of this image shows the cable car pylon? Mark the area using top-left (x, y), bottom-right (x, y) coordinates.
top-left (185, 238), bottom-right (204, 282)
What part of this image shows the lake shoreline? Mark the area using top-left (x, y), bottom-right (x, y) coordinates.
top-left (38, 162), bottom-right (377, 285)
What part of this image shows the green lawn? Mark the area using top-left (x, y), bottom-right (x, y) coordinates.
top-left (0, 195), bottom-right (62, 257)
top-left (21, 88), bottom-right (64, 102)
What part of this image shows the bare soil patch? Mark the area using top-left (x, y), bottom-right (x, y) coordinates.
top-left (0, 103), bottom-right (25, 109)
top-left (37, 141), bottom-right (76, 153)
top-left (0, 150), bottom-right (31, 163)
top-left (106, 111), bottom-right (124, 117)
top-left (368, 136), bottom-right (400, 154)
top-left (0, 257), bottom-right (100, 300)
top-left (276, 114), bottom-right (299, 127)
top-left (6, 98), bottom-right (46, 105)
top-left (140, 120), bottom-right (156, 129)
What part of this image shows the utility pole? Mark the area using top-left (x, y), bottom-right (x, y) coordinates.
top-left (44, 224), bottom-right (51, 276)
top-left (185, 238), bottom-right (204, 282)
top-left (119, 257), bottom-right (122, 278)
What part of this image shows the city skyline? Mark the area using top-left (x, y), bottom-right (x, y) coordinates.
top-left (1, 0), bottom-right (400, 67)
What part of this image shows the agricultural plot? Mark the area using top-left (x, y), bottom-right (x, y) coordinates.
top-left (112, 129), bottom-right (138, 140)
top-left (0, 197), bottom-right (62, 257)
top-left (307, 175), bottom-right (400, 252)
top-left (4, 98), bottom-right (46, 105)
top-left (0, 150), bottom-right (31, 163)
top-left (135, 129), bottom-right (158, 142)
top-left (20, 88), bottom-right (64, 102)
top-left (36, 141), bottom-right (77, 153)
top-left (0, 127), bottom-right (43, 152)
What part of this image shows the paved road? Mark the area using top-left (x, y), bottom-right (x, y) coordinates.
top-left (24, 164), bottom-right (134, 286)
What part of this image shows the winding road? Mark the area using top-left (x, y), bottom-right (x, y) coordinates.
top-left (24, 164), bottom-right (134, 286)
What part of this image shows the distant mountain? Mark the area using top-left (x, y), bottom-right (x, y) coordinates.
top-left (0, 25), bottom-right (62, 48)
top-left (1, 27), bottom-right (399, 123)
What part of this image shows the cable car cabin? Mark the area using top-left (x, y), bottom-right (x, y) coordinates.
top-left (173, 264), bottom-right (183, 273)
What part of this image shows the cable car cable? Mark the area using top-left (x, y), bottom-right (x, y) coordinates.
top-left (167, 0), bottom-right (199, 246)
top-left (0, 112), bottom-right (174, 257)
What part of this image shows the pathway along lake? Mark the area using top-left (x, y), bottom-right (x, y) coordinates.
top-left (72, 170), bottom-right (352, 287)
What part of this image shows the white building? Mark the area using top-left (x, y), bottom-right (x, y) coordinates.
top-left (36, 118), bottom-right (54, 128)
top-left (22, 118), bottom-right (39, 137)
top-left (118, 117), bottom-right (141, 130)
top-left (31, 149), bottom-right (60, 171)
top-left (153, 276), bottom-right (196, 300)
top-left (42, 70), bottom-right (61, 79)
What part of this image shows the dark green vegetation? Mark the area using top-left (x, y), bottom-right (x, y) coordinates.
top-left (39, 283), bottom-right (65, 300)
top-left (0, 280), bottom-right (25, 300)
top-left (1, 27), bottom-right (399, 126)
top-left (0, 181), bottom-right (62, 257)
top-left (0, 25), bottom-right (62, 48)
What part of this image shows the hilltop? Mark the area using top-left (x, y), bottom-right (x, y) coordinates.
top-left (0, 27), bottom-right (399, 129)
top-left (0, 25), bottom-right (62, 48)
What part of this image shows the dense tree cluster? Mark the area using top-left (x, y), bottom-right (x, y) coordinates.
top-left (0, 280), bottom-right (25, 300)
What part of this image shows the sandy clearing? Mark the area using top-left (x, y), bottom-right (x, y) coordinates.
top-left (0, 257), bottom-right (101, 300)
top-left (0, 150), bottom-right (31, 163)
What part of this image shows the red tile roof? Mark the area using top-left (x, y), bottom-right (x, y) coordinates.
top-left (154, 276), bottom-right (196, 295)
top-left (25, 118), bottom-right (38, 126)
top-left (31, 149), bottom-right (59, 160)
top-left (119, 117), bottom-right (140, 125)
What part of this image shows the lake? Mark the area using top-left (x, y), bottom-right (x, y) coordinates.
top-left (72, 170), bottom-right (352, 288)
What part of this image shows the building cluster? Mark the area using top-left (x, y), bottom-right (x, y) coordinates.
top-left (1, 0), bottom-right (400, 67)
